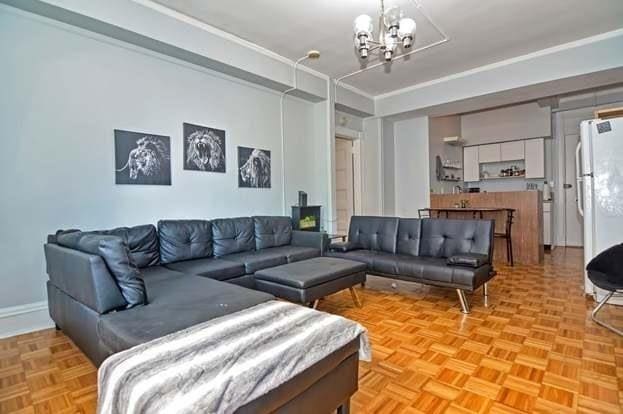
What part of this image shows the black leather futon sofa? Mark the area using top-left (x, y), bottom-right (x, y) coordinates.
top-left (327, 216), bottom-right (495, 313)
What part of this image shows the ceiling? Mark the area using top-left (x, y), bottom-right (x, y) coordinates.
top-left (152, 0), bottom-right (623, 96)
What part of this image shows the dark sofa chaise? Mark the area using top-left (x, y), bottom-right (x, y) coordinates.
top-left (44, 216), bottom-right (357, 414)
top-left (327, 216), bottom-right (495, 313)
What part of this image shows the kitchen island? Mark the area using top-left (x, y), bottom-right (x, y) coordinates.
top-left (430, 191), bottom-right (543, 265)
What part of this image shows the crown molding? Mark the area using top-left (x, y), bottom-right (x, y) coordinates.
top-left (375, 28), bottom-right (623, 101)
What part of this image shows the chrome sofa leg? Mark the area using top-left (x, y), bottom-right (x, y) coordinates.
top-left (483, 282), bottom-right (489, 297)
top-left (456, 289), bottom-right (471, 314)
top-left (591, 291), bottom-right (623, 336)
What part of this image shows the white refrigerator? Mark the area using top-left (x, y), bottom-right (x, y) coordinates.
top-left (578, 117), bottom-right (623, 300)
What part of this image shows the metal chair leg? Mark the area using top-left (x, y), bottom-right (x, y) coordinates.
top-left (456, 289), bottom-right (471, 314)
top-left (591, 291), bottom-right (623, 336)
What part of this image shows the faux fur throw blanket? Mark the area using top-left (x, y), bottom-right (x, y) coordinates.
top-left (97, 300), bottom-right (371, 414)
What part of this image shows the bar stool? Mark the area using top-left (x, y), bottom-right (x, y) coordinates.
top-left (586, 243), bottom-right (623, 336)
top-left (494, 209), bottom-right (514, 266)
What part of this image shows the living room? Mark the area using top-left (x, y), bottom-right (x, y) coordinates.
top-left (1, 0), bottom-right (623, 413)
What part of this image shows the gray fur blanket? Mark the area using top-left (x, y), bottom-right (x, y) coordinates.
top-left (97, 300), bottom-right (371, 414)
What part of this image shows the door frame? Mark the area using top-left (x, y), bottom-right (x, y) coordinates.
top-left (335, 128), bottom-right (363, 218)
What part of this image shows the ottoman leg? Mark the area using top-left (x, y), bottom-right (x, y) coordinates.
top-left (349, 287), bottom-right (362, 308)
top-left (312, 299), bottom-right (320, 309)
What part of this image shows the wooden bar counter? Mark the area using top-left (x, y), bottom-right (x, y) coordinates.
top-left (430, 191), bottom-right (543, 265)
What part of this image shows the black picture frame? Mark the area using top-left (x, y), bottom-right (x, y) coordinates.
top-left (237, 146), bottom-right (271, 188)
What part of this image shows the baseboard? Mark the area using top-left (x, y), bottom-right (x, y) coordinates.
top-left (0, 301), bottom-right (54, 339)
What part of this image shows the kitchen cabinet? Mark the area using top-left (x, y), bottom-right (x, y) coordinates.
top-left (478, 143), bottom-right (501, 163)
top-left (525, 138), bottom-right (545, 178)
top-left (501, 141), bottom-right (525, 161)
top-left (463, 146), bottom-right (480, 182)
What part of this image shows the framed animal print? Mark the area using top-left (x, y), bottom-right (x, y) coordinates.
top-left (238, 146), bottom-right (271, 188)
top-left (115, 129), bottom-right (171, 185)
top-left (183, 123), bottom-right (226, 173)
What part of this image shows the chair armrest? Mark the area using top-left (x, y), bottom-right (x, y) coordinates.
top-left (44, 244), bottom-right (127, 314)
top-left (447, 253), bottom-right (489, 268)
top-left (291, 231), bottom-right (329, 252)
top-left (329, 241), bottom-right (360, 253)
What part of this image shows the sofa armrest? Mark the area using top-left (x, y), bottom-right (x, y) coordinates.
top-left (291, 231), bottom-right (329, 252)
top-left (329, 241), bottom-right (360, 253)
top-left (44, 244), bottom-right (127, 314)
top-left (447, 253), bottom-right (489, 268)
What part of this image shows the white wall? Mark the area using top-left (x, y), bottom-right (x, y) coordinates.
top-left (0, 9), bottom-right (325, 311)
top-left (461, 103), bottom-right (551, 144)
top-left (361, 118), bottom-right (383, 215)
top-left (382, 119), bottom-right (396, 215)
top-left (394, 117), bottom-right (430, 216)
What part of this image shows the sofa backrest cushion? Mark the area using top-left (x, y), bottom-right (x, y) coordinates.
top-left (254, 216), bottom-right (292, 250)
top-left (419, 218), bottom-right (494, 260)
top-left (94, 225), bottom-right (160, 268)
top-left (396, 218), bottom-right (422, 257)
top-left (158, 220), bottom-right (212, 264)
top-left (348, 216), bottom-right (400, 253)
top-left (212, 217), bottom-right (255, 256)
top-left (56, 232), bottom-right (147, 308)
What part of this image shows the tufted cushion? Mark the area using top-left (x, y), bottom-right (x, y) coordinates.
top-left (94, 225), bottom-right (160, 268)
top-left (157, 220), bottom-right (212, 264)
top-left (212, 217), bottom-right (255, 256)
top-left (396, 218), bottom-right (422, 257)
top-left (419, 219), bottom-right (493, 259)
top-left (347, 216), bottom-right (399, 253)
top-left (253, 216), bottom-right (292, 250)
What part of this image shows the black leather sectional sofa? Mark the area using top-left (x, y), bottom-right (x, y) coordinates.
top-left (327, 216), bottom-right (495, 313)
top-left (45, 216), bottom-right (363, 413)
top-left (44, 216), bottom-right (327, 366)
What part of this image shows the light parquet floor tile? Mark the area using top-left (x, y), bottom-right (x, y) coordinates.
top-left (0, 248), bottom-right (622, 413)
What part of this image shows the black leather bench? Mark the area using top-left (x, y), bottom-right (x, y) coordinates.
top-left (254, 257), bottom-right (367, 309)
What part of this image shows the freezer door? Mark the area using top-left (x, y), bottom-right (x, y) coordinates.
top-left (582, 118), bottom-right (623, 295)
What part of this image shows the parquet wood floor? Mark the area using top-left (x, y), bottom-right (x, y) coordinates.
top-left (1, 248), bottom-right (622, 413)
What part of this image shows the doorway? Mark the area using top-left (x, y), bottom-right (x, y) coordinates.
top-left (563, 133), bottom-right (583, 247)
top-left (335, 137), bottom-right (361, 235)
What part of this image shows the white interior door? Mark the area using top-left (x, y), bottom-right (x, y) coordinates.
top-left (564, 133), bottom-right (583, 246)
top-left (335, 138), bottom-right (355, 235)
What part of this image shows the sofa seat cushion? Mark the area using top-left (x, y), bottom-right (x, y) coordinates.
top-left (261, 246), bottom-right (320, 263)
top-left (325, 250), bottom-right (377, 267)
top-left (255, 257), bottom-right (367, 289)
top-left (370, 252), bottom-right (425, 280)
top-left (164, 258), bottom-right (245, 281)
top-left (221, 250), bottom-right (288, 274)
top-left (418, 257), bottom-right (491, 291)
top-left (97, 275), bottom-right (273, 353)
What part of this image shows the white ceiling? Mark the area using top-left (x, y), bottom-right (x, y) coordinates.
top-left (152, 0), bottom-right (623, 96)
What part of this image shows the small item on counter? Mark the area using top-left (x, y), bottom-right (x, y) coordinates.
top-left (453, 203), bottom-right (461, 208)
top-left (543, 181), bottom-right (552, 200)
top-left (460, 199), bottom-right (470, 208)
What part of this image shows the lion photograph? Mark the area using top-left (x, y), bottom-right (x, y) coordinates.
top-left (238, 146), bottom-right (271, 188)
top-left (114, 129), bottom-right (171, 185)
top-left (183, 123), bottom-right (226, 173)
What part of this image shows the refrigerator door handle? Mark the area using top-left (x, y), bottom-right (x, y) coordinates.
top-left (575, 141), bottom-right (584, 217)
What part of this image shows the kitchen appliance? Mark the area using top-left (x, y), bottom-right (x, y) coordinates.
top-left (578, 117), bottom-right (623, 302)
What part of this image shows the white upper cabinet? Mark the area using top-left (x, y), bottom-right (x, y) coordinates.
top-left (463, 146), bottom-right (480, 182)
top-left (478, 143), bottom-right (501, 163)
top-left (525, 138), bottom-right (545, 178)
top-left (501, 141), bottom-right (525, 161)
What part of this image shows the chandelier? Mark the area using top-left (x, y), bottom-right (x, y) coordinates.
top-left (353, 0), bottom-right (417, 62)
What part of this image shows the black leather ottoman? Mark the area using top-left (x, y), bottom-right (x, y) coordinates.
top-left (254, 257), bottom-right (367, 308)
